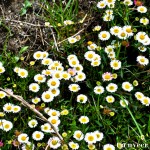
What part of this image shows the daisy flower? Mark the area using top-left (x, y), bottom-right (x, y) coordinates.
top-left (48, 116), bottom-right (60, 127)
top-left (105, 0), bottom-right (116, 5)
top-left (123, 0), bottom-right (133, 6)
top-left (32, 97), bottom-right (41, 104)
top-left (97, 1), bottom-right (106, 9)
top-left (84, 132), bottom-right (97, 144)
top-left (103, 144), bottom-right (115, 150)
top-left (48, 109), bottom-right (60, 117)
top-left (12, 105), bottom-right (21, 113)
top-left (106, 83), bottom-right (118, 93)
top-left (118, 30), bottom-right (128, 39)
top-left (120, 99), bottom-right (129, 107)
top-left (77, 94), bottom-right (88, 103)
top-left (48, 137), bottom-right (61, 149)
top-left (138, 46), bottom-right (147, 52)
top-left (75, 64), bottom-right (83, 72)
top-left (104, 45), bottom-right (114, 54)
top-left (134, 92), bottom-right (144, 101)
top-left (41, 58), bottom-right (53, 65)
top-left (136, 56), bottom-right (149, 66)
top-left (52, 71), bottom-right (62, 80)
top-left (123, 25), bottom-right (133, 37)
top-left (41, 123), bottom-right (51, 133)
top-left (103, 15), bottom-right (114, 22)
top-left (69, 141), bottom-right (79, 150)
top-left (73, 130), bottom-right (84, 141)
top-left (68, 37), bottom-right (77, 44)
top-left (0, 66), bottom-right (5, 74)
top-left (122, 82), bottom-right (133, 92)
top-left (88, 43), bottom-right (98, 50)
top-left (93, 25), bottom-right (101, 31)
top-left (41, 91), bottom-right (54, 102)
top-left (102, 72), bottom-right (113, 81)
top-left (18, 69), bottom-right (28, 78)
top-left (29, 83), bottom-right (40, 92)
top-left (18, 133), bottom-right (29, 144)
top-left (14, 67), bottom-right (20, 73)
top-left (94, 85), bottom-right (104, 94)
top-left (3, 103), bottom-right (14, 113)
top-left (98, 31), bottom-right (111, 41)
top-left (108, 51), bottom-right (116, 59)
top-left (22, 142), bottom-right (35, 150)
top-left (47, 78), bottom-right (60, 89)
top-left (62, 71), bottom-right (71, 80)
top-left (94, 130), bottom-right (104, 142)
top-left (32, 131), bottom-right (44, 141)
top-left (91, 60), bottom-right (101, 67)
top-left (110, 26), bottom-right (122, 36)
top-left (84, 51), bottom-right (96, 61)
top-left (75, 72), bottom-right (86, 82)
top-left (69, 58), bottom-right (80, 67)
top-left (42, 51), bottom-right (49, 58)
top-left (79, 116), bottom-right (89, 124)
top-left (136, 32), bottom-right (149, 44)
top-left (137, 6), bottom-right (147, 13)
top-left (140, 17), bottom-right (149, 25)
top-left (2, 120), bottom-right (13, 132)
top-left (88, 144), bottom-right (96, 150)
top-left (28, 119), bottom-right (38, 128)
top-left (34, 74), bottom-right (46, 83)
top-left (141, 97), bottom-right (150, 106)
top-left (68, 84), bottom-right (80, 92)
top-left (42, 69), bottom-right (53, 76)
top-left (33, 51), bottom-right (43, 60)
top-left (106, 95), bottom-right (115, 103)
top-left (110, 60), bottom-right (121, 70)
top-left (48, 88), bottom-right (60, 97)
top-left (64, 20), bottom-right (74, 25)
top-left (0, 91), bottom-right (6, 99)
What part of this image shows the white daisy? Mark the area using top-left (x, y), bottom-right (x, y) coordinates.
top-left (84, 132), bottom-right (97, 144)
top-left (136, 56), bottom-right (149, 66)
top-left (134, 92), bottom-right (144, 101)
top-left (0, 91), bottom-right (6, 99)
top-left (106, 83), bottom-right (118, 93)
top-left (94, 85), bottom-right (105, 94)
top-left (137, 6), bottom-right (147, 13)
top-left (122, 82), bottom-right (133, 92)
top-left (141, 97), bottom-right (150, 106)
top-left (106, 95), bottom-right (115, 103)
top-left (73, 130), bottom-right (84, 141)
top-left (32, 131), bottom-right (44, 141)
top-left (79, 116), bottom-right (89, 124)
top-left (18, 133), bottom-right (29, 144)
top-left (41, 123), bottom-right (51, 133)
top-left (34, 74), bottom-right (46, 83)
top-left (68, 84), bottom-right (80, 92)
top-left (97, 1), bottom-right (106, 9)
top-left (28, 119), bottom-right (38, 128)
top-left (103, 144), bottom-right (115, 150)
top-left (41, 91), bottom-right (54, 102)
top-left (98, 31), bottom-right (111, 41)
top-left (48, 136), bottom-right (61, 149)
top-left (68, 37), bottom-right (77, 44)
top-left (33, 51), bottom-right (43, 60)
top-left (48, 116), bottom-right (60, 127)
top-left (77, 94), bottom-right (88, 103)
top-left (120, 99), bottom-right (129, 107)
top-left (18, 68), bottom-right (28, 78)
top-left (69, 141), bottom-right (79, 150)
top-left (94, 130), bottom-right (104, 142)
top-left (29, 83), bottom-right (40, 92)
top-left (3, 103), bottom-right (14, 113)
top-left (47, 78), bottom-right (60, 89)
top-left (110, 60), bottom-right (121, 70)
top-left (2, 120), bottom-right (13, 132)
top-left (12, 105), bottom-right (21, 113)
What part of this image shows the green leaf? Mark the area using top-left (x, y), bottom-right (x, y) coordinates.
top-left (20, 8), bottom-right (27, 16)
top-left (19, 46), bottom-right (29, 54)
top-left (24, 0), bottom-right (32, 8)
top-left (13, 56), bottom-right (19, 63)
top-left (148, 116), bottom-right (150, 134)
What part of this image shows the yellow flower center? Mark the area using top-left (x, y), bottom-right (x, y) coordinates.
top-left (45, 94), bottom-right (50, 99)
top-left (88, 136), bottom-right (94, 141)
top-left (21, 136), bottom-right (27, 141)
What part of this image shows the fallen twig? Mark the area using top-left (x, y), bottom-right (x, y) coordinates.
top-left (0, 87), bottom-right (64, 143)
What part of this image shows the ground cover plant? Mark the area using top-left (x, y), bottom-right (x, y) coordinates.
top-left (0, 0), bottom-right (150, 149)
